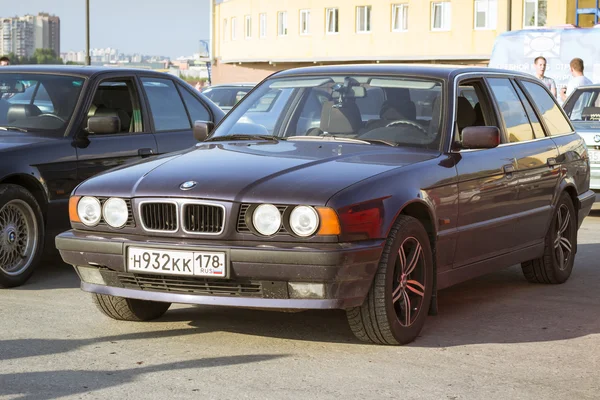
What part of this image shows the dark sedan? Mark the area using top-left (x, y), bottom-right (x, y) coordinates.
top-left (56, 65), bottom-right (595, 345)
top-left (0, 66), bottom-right (224, 287)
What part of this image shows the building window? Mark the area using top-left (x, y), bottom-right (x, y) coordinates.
top-left (231, 17), bottom-right (237, 40)
top-left (278, 11), bottom-right (288, 36)
top-left (259, 13), bottom-right (267, 38)
top-left (392, 4), bottom-right (408, 32)
top-left (222, 19), bottom-right (228, 41)
top-left (524, 0), bottom-right (547, 27)
top-left (326, 8), bottom-right (339, 34)
top-left (474, 0), bottom-right (497, 29)
top-left (300, 9), bottom-right (310, 35)
top-left (431, 2), bottom-right (451, 31)
top-left (245, 15), bottom-right (251, 38)
top-left (356, 6), bottom-right (372, 33)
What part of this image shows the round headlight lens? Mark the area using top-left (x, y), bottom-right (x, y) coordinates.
top-left (289, 206), bottom-right (319, 237)
top-left (102, 197), bottom-right (129, 228)
top-left (77, 196), bottom-right (101, 226)
top-left (252, 204), bottom-right (281, 236)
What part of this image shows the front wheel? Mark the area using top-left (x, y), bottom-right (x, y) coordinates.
top-left (0, 184), bottom-right (45, 288)
top-left (92, 293), bottom-right (171, 321)
top-left (521, 192), bottom-right (577, 284)
top-left (346, 215), bottom-right (433, 345)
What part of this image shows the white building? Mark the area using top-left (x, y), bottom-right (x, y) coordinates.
top-left (0, 13), bottom-right (60, 57)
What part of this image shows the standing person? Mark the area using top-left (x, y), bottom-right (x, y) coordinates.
top-left (0, 56), bottom-right (10, 66)
top-left (560, 58), bottom-right (593, 118)
top-left (534, 56), bottom-right (556, 97)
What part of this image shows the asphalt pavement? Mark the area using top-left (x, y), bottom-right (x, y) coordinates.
top-left (2, 212), bottom-right (600, 399)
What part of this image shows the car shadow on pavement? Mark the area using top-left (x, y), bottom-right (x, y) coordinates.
top-left (158, 243), bottom-right (600, 347)
top-left (0, 354), bottom-right (287, 400)
top-left (16, 254), bottom-right (80, 291)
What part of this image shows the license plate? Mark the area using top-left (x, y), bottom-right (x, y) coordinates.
top-left (590, 149), bottom-right (600, 164)
top-left (127, 247), bottom-right (227, 278)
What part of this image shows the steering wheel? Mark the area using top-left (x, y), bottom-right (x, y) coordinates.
top-left (385, 120), bottom-right (428, 135)
top-left (38, 114), bottom-right (66, 123)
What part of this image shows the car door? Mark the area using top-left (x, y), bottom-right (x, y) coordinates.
top-left (491, 78), bottom-right (560, 246)
top-left (139, 76), bottom-right (213, 155)
top-left (75, 75), bottom-right (158, 182)
top-left (452, 77), bottom-right (521, 268)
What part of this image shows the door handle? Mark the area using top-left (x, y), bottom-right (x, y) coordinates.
top-left (547, 157), bottom-right (558, 167)
top-left (138, 148), bottom-right (154, 158)
top-left (503, 164), bottom-right (515, 174)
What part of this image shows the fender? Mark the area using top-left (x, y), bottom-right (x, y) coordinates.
top-left (0, 170), bottom-right (50, 213)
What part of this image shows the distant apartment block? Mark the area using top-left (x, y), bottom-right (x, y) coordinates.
top-left (0, 13), bottom-right (60, 57)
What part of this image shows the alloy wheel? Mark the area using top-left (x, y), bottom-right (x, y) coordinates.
top-left (554, 204), bottom-right (572, 271)
top-left (0, 200), bottom-right (38, 276)
top-left (392, 236), bottom-right (426, 327)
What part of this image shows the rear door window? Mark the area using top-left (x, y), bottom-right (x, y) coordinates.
top-left (488, 78), bottom-right (536, 143)
top-left (141, 77), bottom-right (191, 132)
top-left (521, 80), bottom-right (573, 136)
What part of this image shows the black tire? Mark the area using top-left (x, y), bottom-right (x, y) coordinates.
top-left (92, 293), bottom-right (171, 321)
top-left (521, 192), bottom-right (577, 284)
top-left (346, 215), bottom-right (434, 345)
top-left (0, 184), bottom-right (45, 288)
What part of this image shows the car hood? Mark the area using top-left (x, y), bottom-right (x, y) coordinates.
top-left (77, 140), bottom-right (439, 204)
top-left (0, 131), bottom-right (58, 151)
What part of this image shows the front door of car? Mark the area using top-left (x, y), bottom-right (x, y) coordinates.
top-left (139, 77), bottom-right (213, 155)
top-left (487, 78), bottom-right (560, 247)
top-left (74, 76), bottom-right (158, 182)
top-left (452, 79), bottom-right (521, 268)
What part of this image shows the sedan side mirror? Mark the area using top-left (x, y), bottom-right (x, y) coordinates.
top-left (461, 126), bottom-right (500, 149)
top-left (87, 116), bottom-right (120, 135)
top-left (193, 120), bottom-right (214, 142)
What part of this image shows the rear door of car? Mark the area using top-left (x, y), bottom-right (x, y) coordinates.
top-left (486, 77), bottom-right (560, 247)
top-left (74, 73), bottom-right (158, 183)
top-left (452, 76), bottom-right (522, 268)
top-left (139, 76), bottom-right (214, 155)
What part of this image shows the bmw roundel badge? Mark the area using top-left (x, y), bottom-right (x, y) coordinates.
top-left (594, 135), bottom-right (600, 143)
top-left (180, 181), bottom-right (197, 190)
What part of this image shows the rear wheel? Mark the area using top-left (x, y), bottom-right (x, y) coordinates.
top-left (92, 293), bottom-right (171, 321)
top-left (521, 192), bottom-right (577, 284)
top-left (0, 184), bottom-right (45, 288)
top-left (346, 215), bottom-right (433, 345)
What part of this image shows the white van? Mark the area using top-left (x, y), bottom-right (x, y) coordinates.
top-left (488, 27), bottom-right (600, 89)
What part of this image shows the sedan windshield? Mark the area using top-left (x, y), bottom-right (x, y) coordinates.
top-left (563, 87), bottom-right (600, 121)
top-left (0, 73), bottom-right (85, 133)
top-left (210, 75), bottom-right (444, 149)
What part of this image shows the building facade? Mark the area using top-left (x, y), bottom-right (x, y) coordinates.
top-left (211, 0), bottom-right (595, 83)
top-left (0, 13), bottom-right (60, 58)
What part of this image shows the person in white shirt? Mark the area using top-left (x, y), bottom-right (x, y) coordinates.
top-left (534, 56), bottom-right (557, 97)
top-left (559, 58), bottom-right (593, 119)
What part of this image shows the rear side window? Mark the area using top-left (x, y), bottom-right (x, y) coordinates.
top-left (177, 84), bottom-right (211, 123)
top-left (513, 84), bottom-right (545, 139)
top-left (488, 78), bottom-right (536, 143)
top-left (521, 81), bottom-right (573, 136)
top-left (141, 77), bottom-right (190, 132)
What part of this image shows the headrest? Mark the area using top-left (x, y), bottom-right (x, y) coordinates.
top-left (320, 101), bottom-right (363, 134)
top-left (7, 104), bottom-right (42, 123)
top-left (457, 97), bottom-right (476, 128)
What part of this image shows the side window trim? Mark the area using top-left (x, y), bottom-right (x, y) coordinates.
top-left (513, 78), bottom-right (551, 139)
top-left (509, 79), bottom-right (546, 139)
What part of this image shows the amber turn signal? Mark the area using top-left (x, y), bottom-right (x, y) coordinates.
top-left (316, 207), bottom-right (341, 235)
top-left (69, 196), bottom-right (81, 223)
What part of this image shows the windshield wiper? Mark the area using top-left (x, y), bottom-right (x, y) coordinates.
top-left (287, 135), bottom-right (372, 145)
top-left (206, 134), bottom-right (281, 142)
top-left (0, 126), bottom-right (29, 133)
top-left (359, 139), bottom-right (399, 147)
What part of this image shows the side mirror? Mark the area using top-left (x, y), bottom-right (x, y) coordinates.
top-left (193, 120), bottom-right (214, 142)
top-left (87, 116), bottom-right (120, 135)
top-left (461, 126), bottom-right (500, 149)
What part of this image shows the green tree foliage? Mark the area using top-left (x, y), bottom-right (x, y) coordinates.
top-left (1, 49), bottom-right (64, 65)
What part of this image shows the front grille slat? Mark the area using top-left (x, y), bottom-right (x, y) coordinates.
top-left (141, 202), bottom-right (177, 232)
top-left (183, 204), bottom-right (224, 234)
top-left (117, 273), bottom-right (263, 296)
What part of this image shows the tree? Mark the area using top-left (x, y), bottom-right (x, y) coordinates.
top-left (30, 48), bottom-right (63, 65)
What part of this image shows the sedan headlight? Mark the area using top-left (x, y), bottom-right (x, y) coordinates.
top-left (289, 206), bottom-right (319, 237)
top-left (252, 204), bottom-right (281, 236)
top-left (77, 196), bottom-right (101, 226)
top-left (102, 197), bottom-right (128, 228)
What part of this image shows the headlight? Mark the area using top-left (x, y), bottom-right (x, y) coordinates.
top-left (102, 197), bottom-right (128, 228)
top-left (289, 206), bottom-right (319, 237)
top-left (252, 204), bottom-right (281, 236)
top-left (77, 196), bottom-right (101, 226)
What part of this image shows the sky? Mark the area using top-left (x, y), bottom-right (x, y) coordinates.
top-left (0, 0), bottom-right (211, 58)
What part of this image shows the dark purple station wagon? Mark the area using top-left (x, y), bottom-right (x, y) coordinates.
top-left (56, 65), bottom-right (595, 345)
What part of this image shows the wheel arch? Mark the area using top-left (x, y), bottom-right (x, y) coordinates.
top-left (0, 174), bottom-right (49, 221)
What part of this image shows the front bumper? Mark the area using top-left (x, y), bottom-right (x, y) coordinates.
top-left (56, 230), bottom-right (384, 309)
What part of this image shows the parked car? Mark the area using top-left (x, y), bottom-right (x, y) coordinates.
top-left (0, 65), bottom-right (225, 288)
top-left (562, 84), bottom-right (600, 204)
top-left (56, 64), bottom-right (595, 345)
top-left (201, 83), bottom-right (255, 111)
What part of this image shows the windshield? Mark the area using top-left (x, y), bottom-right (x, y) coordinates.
top-left (563, 87), bottom-right (600, 122)
top-left (0, 73), bottom-right (85, 133)
top-left (210, 74), bottom-right (444, 149)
